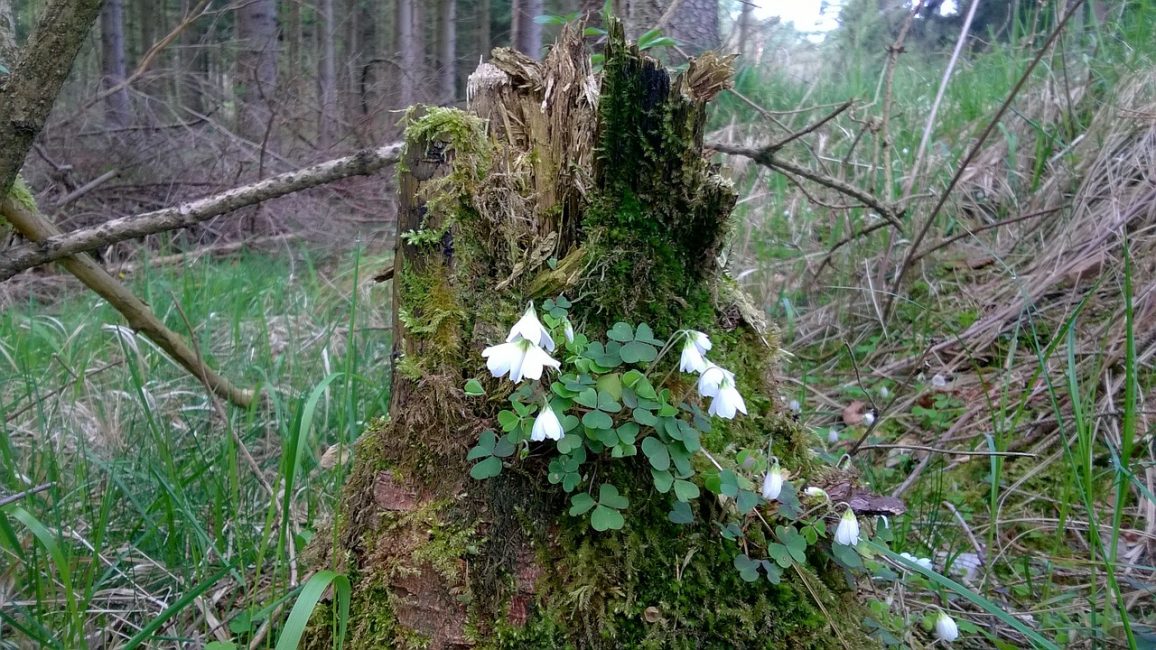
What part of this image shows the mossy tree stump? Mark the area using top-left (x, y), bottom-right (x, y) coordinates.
top-left (319, 23), bottom-right (871, 650)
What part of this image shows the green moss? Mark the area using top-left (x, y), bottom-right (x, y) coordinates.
top-left (8, 175), bottom-right (37, 213)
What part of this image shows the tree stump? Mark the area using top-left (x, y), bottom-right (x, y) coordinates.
top-left (314, 22), bottom-right (871, 649)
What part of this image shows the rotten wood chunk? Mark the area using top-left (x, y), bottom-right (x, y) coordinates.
top-left (825, 482), bottom-right (907, 517)
top-left (374, 471), bottom-right (420, 511)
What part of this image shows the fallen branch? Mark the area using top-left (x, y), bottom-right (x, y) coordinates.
top-left (0, 143), bottom-right (403, 281)
top-left (1, 195), bottom-right (255, 408)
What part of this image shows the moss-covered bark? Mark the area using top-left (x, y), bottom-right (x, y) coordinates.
top-left (311, 22), bottom-right (873, 650)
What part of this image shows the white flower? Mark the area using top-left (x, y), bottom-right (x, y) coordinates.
top-left (686, 330), bottom-right (712, 355)
top-left (531, 403), bottom-right (565, 442)
top-left (563, 319), bottom-right (575, 344)
top-left (900, 552), bottom-right (933, 571)
top-left (879, 386), bottom-right (890, 399)
top-left (803, 486), bottom-right (829, 501)
top-left (834, 509), bottom-right (860, 546)
top-left (827, 428), bottom-right (839, 444)
top-left (931, 373), bottom-right (947, 389)
top-left (761, 462), bottom-right (783, 500)
top-left (710, 385), bottom-right (747, 419)
top-left (506, 303), bottom-right (555, 351)
top-left (862, 410), bottom-right (876, 426)
top-left (482, 339), bottom-right (560, 383)
top-left (697, 363), bottom-right (728, 397)
top-left (788, 399), bottom-right (801, 413)
top-left (679, 338), bottom-right (709, 373)
top-left (935, 611), bottom-right (959, 642)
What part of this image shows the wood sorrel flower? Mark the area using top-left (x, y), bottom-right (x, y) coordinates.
top-left (761, 461), bottom-right (783, 500)
top-left (698, 364), bottom-right (746, 419)
top-left (482, 338), bottom-right (560, 383)
top-left (507, 303), bottom-right (555, 351)
top-left (935, 611), bottom-right (959, 642)
top-left (834, 508), bottom-right (860, 546)
top-left (531, 402), bottom-right (564, 442)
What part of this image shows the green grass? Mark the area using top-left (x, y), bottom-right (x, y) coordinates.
top-left (0, 248), bottom-right (390, 648)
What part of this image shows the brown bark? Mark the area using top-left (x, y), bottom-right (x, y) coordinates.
top-left (179, 0), bottom-right (208, 115)
top-left (0, 0), bottom-right (17, 67)
top-left (511, 0), bottom-right (543, 58)
top-left (0, 0), bottom-right (106, 197)
top-left (477, 0), bottom-right (490, 60)
top-left (0, 142), bottom-right (404, 280)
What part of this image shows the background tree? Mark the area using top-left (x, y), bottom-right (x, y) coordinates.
top-left (100, 0), bottom-right (132, 127)
top-left (235, 0), bottom-right (279, 139)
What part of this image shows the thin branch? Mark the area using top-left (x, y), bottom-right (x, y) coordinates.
top-left (0, 483), bottom-right (54, 507)
top-left (859, 444), bottom-right (1036, 458)
top-left (710, 141), bottom-right (905, 229)
top-left (883, 0), bottom-right (1087, 320)
top-left (765, 99), bottom-right (853, 152)
top-left (0, 143), bottom-right (403, 281)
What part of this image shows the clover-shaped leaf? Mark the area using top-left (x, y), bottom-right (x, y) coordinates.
top-left (733, 554), bottom-right (761, 582)
top-left (668, 501), bottom-right (694, 525)
top-left (641, 437), bottom-right (670, 471)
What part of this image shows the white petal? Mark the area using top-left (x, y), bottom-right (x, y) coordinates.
top-left (482, 341), bottom-right (527, 382)
top-left (697, 363), bottom-right (726, 397)
top-left (563, 319), bottom-right (575, 344)
top-left (761, 465), bottom-right (783, 500)
top-left (507, 304), bottom-right (555, 351)
top-left (679, 342), bottom-right (707, 373)
top-left (519, 343), bottom-right (560, 381)
top-left (532, 405), bottom-right (564, 442)
top-left (709, 385), bottom-right (746, 419)
top-left (689, 330), bottom-right (712, 354)
top-left (935, 612), bottom-right (959, 642)
top-left (834, 510), bottom-right (860, 546)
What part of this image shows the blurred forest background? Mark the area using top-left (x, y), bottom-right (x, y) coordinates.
top-left (2, 0), bottom-right (1155, 647)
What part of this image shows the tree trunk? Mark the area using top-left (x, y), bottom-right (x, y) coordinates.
top-left (511, 0), bottom-right (543, 58)
top-left (0, 0), bottom-right (15, 68)
top-left (396, 0), bottom-right (416, 108)
top-left (179, 0), bottom-right (208, 115)
top-left (235, 0), bottom-right (279, 139)
top-left (477, 0), bottom-right (490, 60)
top-left (101, 0), bottom-right (132, 128)
top-left (319, 0), bottom-right (338, 146)
top-left (737, 0), bottom-right (753, 58)
top-left (438, 0), bottom-right (456, 103)
top-left (313, 23), bottom-right (869, 650)
top-left (666, 0), bottom-right (720, 54)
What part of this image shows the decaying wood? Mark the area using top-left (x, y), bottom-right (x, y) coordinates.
top-left (0, 143), bottom-right (403, 281)
top-left (1, 196), bottom-right (255, 409)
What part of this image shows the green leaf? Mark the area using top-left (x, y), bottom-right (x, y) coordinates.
top-left (641, 437), bottom-right (671, 471)
top-left (668, 501), bottom-right (694, 524)
top-left (596, 373), bottom-right (623, 401)
top-left (556, 433), bottom-right (583, 454)
top-left (651, 468), bottom-right (674, 493)
top-left (497, 410), bottom-right (520, 432)
top-left (633, 323), bottom-right (663, 345)
top-left (831, 542), bottom-right (864, 569)
top-left (555, 295), bottom-right (571, 308)
top-left (673, 479), bottom-right (699, 502)
top-left (470, 456), bottom-right (503, 480)
top-left (574, 387), bottom-right (598, 408)
top-left (736, 489), bottom-right (759, 514)
top-left (582, 410), bottom-right (613, 430)
top-left (274, 570), bottom-right (351, 650)
top-left (619, 341), bottom-right (658, 364)
top-left (669, 446), bottom-right (694, 477)
top-left (590, 505), bottom-right (625, 531)
top-left (464, 379), bottom-right (485, 396)
top-left (616, 422), bottom-right (639, 444)
top-left (492, 436), bottom-right (516, 458)
top-left (607, 322), bottom-right (634, 342)
top-left (778, 526), bottom-right (808, 564)
top-left (596, 390), bottom-right (622, 413)
top-left (632, 407), bottom-right (657, 426)
top-left (767, 543), bottom-right (793, 568)
top-left (590, 427), bottom-right (619, 446)
top-left (562, 414), bottom-right (581, 432)
top-left (719, 470), bottom-right (740, 498)
top-left (563, 472), bottom-right (581, 492)
top-left (733, 554), bottom-right (761, 582)
top-left (622, 369), bottom-right (645, 387)
top-left (598, 483), bottom-right (630, 510)
top-left (634, 377), bottom-right (658, 400)
top-left (610, 442), bottom-right (636, 457)
top-left (569, 493), bottom-right (596, 516)
top-left (761, 560), bottom-right (783, 584)
top-left (468, 430), bottom-right (497, 459)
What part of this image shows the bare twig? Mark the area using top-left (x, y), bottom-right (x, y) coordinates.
top-left (0, 483), bottom-right (54, 507)
top-left (859, 444), bottom-right (1036, 458)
